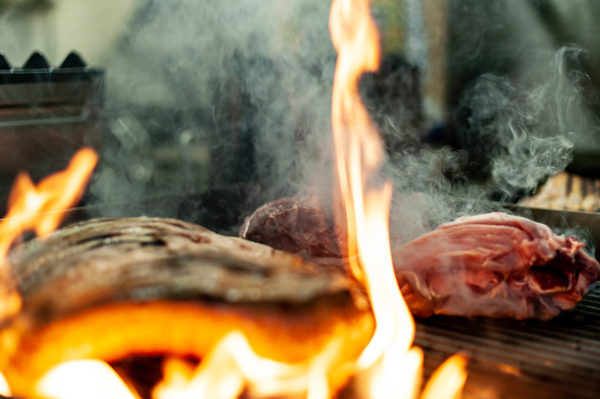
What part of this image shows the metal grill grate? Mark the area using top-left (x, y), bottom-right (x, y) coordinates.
top-left (415, 286), bottom-right (600, 399)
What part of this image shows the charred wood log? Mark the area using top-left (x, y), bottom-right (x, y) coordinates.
top-left (0, 217), bottom-right (373, 396)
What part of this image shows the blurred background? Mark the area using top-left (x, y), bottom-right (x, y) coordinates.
top-left (1, 0), bottom-right (600, 234)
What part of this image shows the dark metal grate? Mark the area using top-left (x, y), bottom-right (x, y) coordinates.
top-left (415, 285), bottom-right (600, 399)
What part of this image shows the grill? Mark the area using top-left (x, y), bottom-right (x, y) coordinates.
top-left (417, 287), bottom-right (600, 399)
top-left (1, 49), bottom-right (599, 397)
top-left (0, 51), bottom-right (103, 209)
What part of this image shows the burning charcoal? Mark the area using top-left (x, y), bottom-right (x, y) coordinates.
top-left (0, 217), bottom-right (372, 396)
top-left (240, 197), bottom-right (600, 320)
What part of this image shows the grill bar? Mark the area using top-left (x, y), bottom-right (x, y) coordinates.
top-left (416, 286), bottom-right (600, 399)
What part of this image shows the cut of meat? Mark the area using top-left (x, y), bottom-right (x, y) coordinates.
top-left (392, 212), bottom-right (600, 319)
top-left (240, 197), bottom-right (600, 320)
top-left (239, 195), bottom-right (346, 269)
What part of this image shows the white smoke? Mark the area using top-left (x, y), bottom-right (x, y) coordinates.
top-left (89, 0), bottom-right (337, 230)
top-left (87, 0), bottom-right (600, 239)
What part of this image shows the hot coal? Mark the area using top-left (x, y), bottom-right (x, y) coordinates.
top-left (240, 197), bottom-right (600, 320)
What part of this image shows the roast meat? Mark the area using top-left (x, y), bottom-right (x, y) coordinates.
top-left (240, 197), bottom-right (600, 319)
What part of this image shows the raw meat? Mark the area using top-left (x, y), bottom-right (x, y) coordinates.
top-left (240, 197), bottom-right (600, 319)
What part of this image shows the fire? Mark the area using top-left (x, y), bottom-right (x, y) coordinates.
top-left (0, 147), bottom-right (98, 395)
top-left (0, 147), bottom-right (98, 259)
top-left (329, 0), bottom-right (466, 398)
top-left (36, 360), bottom-right (140, 399)
top-left (0, 1), bottom-right (469, 397)
top-left (421, 354), bottom-right (469, 399)
top-left (0, 370), bottom-right (10, 397)
top-left (153, 332), bottom-right (344, 399)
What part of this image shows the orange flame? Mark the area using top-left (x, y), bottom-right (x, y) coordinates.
top-left (329, 0), bottom-right (382, 284)
top-left (0, 148), bottom-right (98, 395)
top-left (153, 331), bottom-right (345, 399)
top-left (421, 354), bottom-right (468, 399)
top-left (330, 0), bottom-right (418, 377)
top-left (0, 147), bottom-right (98, 259)
top-left (329, 0), bottom-right (465, 398)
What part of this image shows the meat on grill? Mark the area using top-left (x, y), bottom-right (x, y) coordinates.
top-left (240, 197), bottom-right (600, 320)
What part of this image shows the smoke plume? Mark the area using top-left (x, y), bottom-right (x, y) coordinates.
top-left (88, 0), bottom-right (600, 240)
top-left (89, 0), bottom-right (337, 232)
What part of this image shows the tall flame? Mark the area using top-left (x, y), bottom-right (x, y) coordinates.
top-left (0, 148), bottom-right (98, 395)
top-left (329, 1), bottom-right (465, 398)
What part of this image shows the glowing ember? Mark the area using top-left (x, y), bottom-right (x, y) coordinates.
top-left (36, 360), bottom-right (139, 399)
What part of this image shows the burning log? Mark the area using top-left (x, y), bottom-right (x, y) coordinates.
top-left (240, 196), bottom-right (600, 320)
top-left (0, 217), bottom-right (374, 397)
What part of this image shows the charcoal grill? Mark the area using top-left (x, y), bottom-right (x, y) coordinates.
top-left (0, 51), bottom-right (103, 210)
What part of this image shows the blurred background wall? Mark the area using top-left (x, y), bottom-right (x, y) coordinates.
top-left (1, 0), bottom-right (600, 232)
top-left (0, 0), bottom-right (137, 66)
